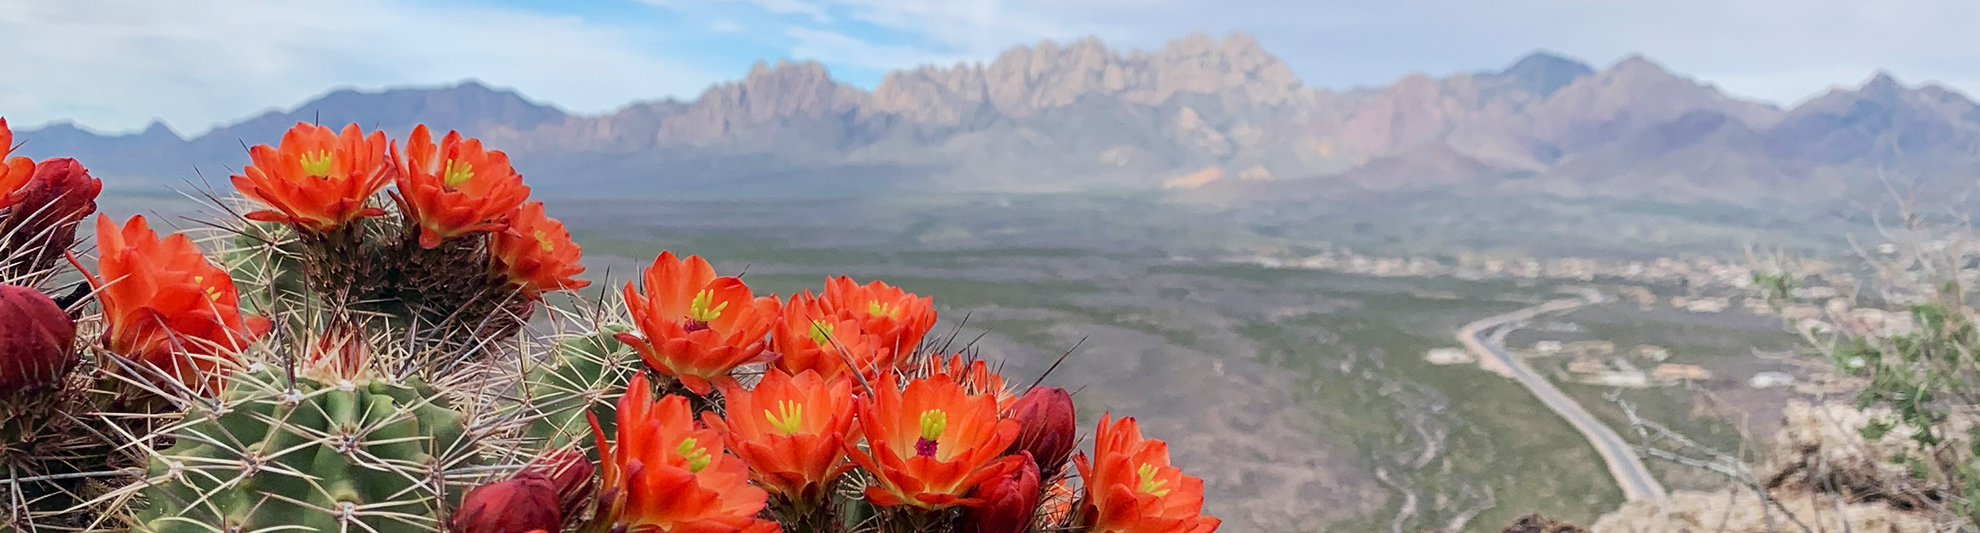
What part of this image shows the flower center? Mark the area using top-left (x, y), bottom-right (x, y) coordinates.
top-left (441, 159), bottom-right (475, 187)
top-left (807, 322), bottom-right (834, 345)
top-left (688, 289), bottom-right (728, 325)
top-left (299, 150), bottom-right (335, 177)
top-left (677, 437), bottom-right (713, 473)
top-left (868, 301), bottom-right (899, 319)
top-left (766, 399), bottom-right (804, 435)
top-left (533, 230), bottom-right (553, 252)
top-left (1136, 463), bottom-right (1171, 497)
top-left (915, 409), bottom-right (946, 457)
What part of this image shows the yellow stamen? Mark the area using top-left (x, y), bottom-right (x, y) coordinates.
top-left (868, 301), bottom-right (899, 318)
top-left (765, 400), bottom-right (804, 435)
top-left (299, 150), bottom-right (334, 177)
top-left (1137, 463), bottom-right (1171, 497)
top-left (677, 437), bottom-right (713, 473)
top-left (192, 276), bottom-right (222, 301)
top-left (441, 159), bottom-right (475, 187)
top-left (689, 289), bottom-right (728, 323)
top-left (533, 230), bottom-right (553, 252)
top-left (807, 322), bottom-right (834, 345)
top-left (918, 409), bottom-right (947, 441)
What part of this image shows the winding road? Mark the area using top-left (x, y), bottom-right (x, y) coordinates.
top-left (1455, 289), bottom-right (1669, 502)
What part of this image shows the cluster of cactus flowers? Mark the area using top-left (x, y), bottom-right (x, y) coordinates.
top-left (0, 117), bottom-right (1221, 533)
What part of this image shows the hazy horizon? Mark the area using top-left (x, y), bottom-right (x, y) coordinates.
top-left (5, 0), bottom-right (1975, 134)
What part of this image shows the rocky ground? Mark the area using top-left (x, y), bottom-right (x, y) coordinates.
top-left (1511, 400), bottom-right (1959, 533)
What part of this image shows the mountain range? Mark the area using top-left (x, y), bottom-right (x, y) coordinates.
top-left (17, 32), bottom-right (1980, 203)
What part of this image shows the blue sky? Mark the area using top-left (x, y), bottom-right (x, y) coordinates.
top-left (3, 0), bottom-right (1975, 135)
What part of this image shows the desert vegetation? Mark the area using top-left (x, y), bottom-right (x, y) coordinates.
top-left (0, 119), bottom-right (1219, 533)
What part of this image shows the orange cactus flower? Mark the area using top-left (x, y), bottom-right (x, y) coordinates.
top-left (0, 118), bottom-right (37, 206)
top-left (770, 293), bottom-right (895, 384)
top-left (92, 215), bottom-right (272, 395)
top-left (589, 373), bottom-right (780, 533)
top-left (391, 125), bottom-right (530, 249)
top-left (1073, 415), bottom-right (1220, 533)
top-left (845, 372), bottom-right (1025, 509)
top-left (489, 201), bottom-right (589, 298)
top-left (816, 277), bottom-right (936, 354)
top-left (616, 252), bottom-right (778, 395)
top-left (231, 122), bottom-right (392, 233)
top-left (702, 369), bottom-right (857, 503)
top-left (918, 354), bottom-right (1015, 409)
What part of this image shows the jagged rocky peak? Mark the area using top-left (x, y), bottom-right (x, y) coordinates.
top-left (1604, 54), bottom-right (1679, 81)
top-left (872, 31), bottom-right (1305, 122)
top-left (650, 59), bottom-right (868, 144)
top-left (870, 61), bottom-right (991, 125)
top-left (744, 58), bottom-right (831, 84)
top-left (1139, 31), bottom-right (1305, 105)
top-left (1496, 50), bottom-right (1595, 97)
top-left (1857, 70), bottom-right (1907, 99)
top-left (1537, 53), bottom-right (1781, 128)
top-left (699, 59), bottom-right (867, 123)
top-left (138, 120), bottom-right (182, 141)
top-left (1913, 83), bottom-right (1980, 108)
top-left (1789, 71), bottom-right (1911, 113)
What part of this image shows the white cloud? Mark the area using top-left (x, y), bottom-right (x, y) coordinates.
top-left (0, 0), bottom-right (723, 134)
top-left (783, 26), bottom-right (963, 71)
top-left (643, 0), bottom-right (834, 24)
top-left (819, 0), bottom-right (1099, 56)
top-left (658, 0), bottom-right (1110, 82)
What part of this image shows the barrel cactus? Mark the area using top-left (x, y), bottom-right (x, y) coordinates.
top-left (136, 366), bottom-right (476, 532)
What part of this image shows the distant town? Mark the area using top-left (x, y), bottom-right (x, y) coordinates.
top-left (1227, 246), bottom-right (1899, 395)
top-left (1230, 247), bottom-right (1913, 339)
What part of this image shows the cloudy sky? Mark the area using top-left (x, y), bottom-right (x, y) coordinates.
top-left (3, 0), bottom-right (1973, 135)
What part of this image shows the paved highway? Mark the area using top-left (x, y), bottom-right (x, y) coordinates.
top-left (1455, 290), bottom-right (1668, 501)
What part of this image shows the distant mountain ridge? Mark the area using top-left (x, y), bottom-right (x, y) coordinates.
top-left (18, 32), bottom-right (1980, 203)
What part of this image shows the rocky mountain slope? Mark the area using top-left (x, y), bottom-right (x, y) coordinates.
top-left (18, 33), bottom-right (1980, 203)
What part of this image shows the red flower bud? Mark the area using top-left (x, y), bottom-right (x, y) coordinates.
top-left (10, 159), bottom-right (101, 226)
top-left (962, 452), bottom-right (1042, 533)
top-left (0, 284), bottom-right (77, 392)
top-left (525, 450), bottom-right (595, 517)
top-left (0, 158), bottom-right (100, 280)
top-left (450, 472), bottom-right (562, 533)
top-left (1005, 386), bottom-right (1077, 478)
